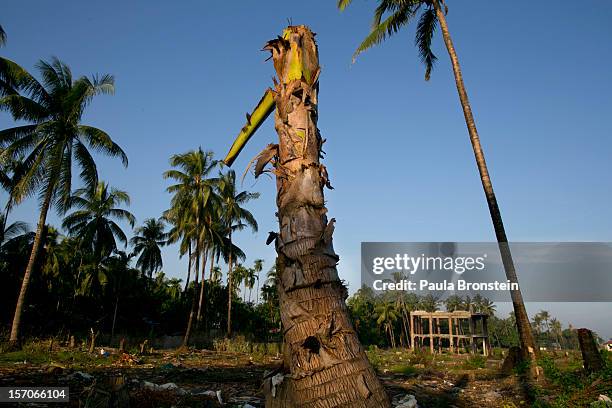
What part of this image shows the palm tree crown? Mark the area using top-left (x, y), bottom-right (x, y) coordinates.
top-left (62, 181), bottom-right (135, 259)
top-left (0, 58), bottom-right (127, 210)
top-left (339, 0), bottom-right (440, 80)
top-left (130, 217), bottom-right (167, 277)
top-left (217, 170), bottom-right (259, 236)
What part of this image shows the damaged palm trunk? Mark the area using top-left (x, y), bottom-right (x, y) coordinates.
top-left (261, 26), bottom-right (389, 408)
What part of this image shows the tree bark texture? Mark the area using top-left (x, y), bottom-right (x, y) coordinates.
top-left (262, 25), bottom-right (389, 408)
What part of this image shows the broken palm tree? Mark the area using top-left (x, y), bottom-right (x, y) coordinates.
top-left (223, 26), bottom-right (390, 407)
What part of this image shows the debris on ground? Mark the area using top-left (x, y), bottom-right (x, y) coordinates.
top-left (393, 393), bottom-right (418, 408)
top-left (143, 380), bottom-right (187, 395)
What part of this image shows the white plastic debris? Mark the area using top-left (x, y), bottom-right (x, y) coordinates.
top-left (271, 373), bottom-right (285, 398)
top-left (143, 381), bottom-right (186, 395)
top-left (394, 394), bottom-right (418, 408)
top-left (194, 390), bottom-right (223, 404)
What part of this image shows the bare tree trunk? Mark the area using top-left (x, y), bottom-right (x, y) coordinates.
top-left (433, 0), bottom-right (537, 363)
top-left (263, 26), bottom-right (389, 407)
top-left (226, 231), bottom-right (233, 337)
top-left (9, 184), bottom-right (54, 346)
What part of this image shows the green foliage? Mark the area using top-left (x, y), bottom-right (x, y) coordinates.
top-left (534, 353), bottom-right (612, 407)
top-left (461, 354), bottom-right (487, 370)
top-left (389, 364), bottom-right (418, 376)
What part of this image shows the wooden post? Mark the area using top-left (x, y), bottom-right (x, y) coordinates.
top-left (410, 313), bottom-right (415, 350)
top-left (436, 317), bottom-right (441, 353)
top-left (483, 316), bottom-right (490, 356)
top-left (428, 315), bottom-right (434, 354)
top-left (448, 317), bottom-right (454, 353)
top-left (468, 317), bottom-right (476, 354)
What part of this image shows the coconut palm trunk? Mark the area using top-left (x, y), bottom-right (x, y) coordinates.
top-left (183, 245), bottom-right (200, 346)
top-left (432, 0), bottom-right (537, 361)
top-left (226, 231), bottom-right (233, 337)
top-left (196, 246), bottom-right (208, 326)
top-left (9, 183), bottom-right (54, 345)
top-left (260, 26), bottom-right (389, 407)
top-left (184, 244), bottom-right (192, 293)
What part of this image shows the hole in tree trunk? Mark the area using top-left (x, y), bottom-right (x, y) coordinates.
top-left (302, 336), bottom-right (320, 354)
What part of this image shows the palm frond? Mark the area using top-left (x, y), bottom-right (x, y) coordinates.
top-left (353, 7), bottom-right (417, 62)
top-left (0, 25), bottom-right (6, 47)
top-left (415, 7), bottom-right (438, 80)
top-left (337, 0), bottom-right (353, 11)
top-left (0, 94), bottom-right (48, 122)
top-left (0, 57), bottom-right (49, 102)
top-left (78, 125), bottom-right (128, 167)
top-left (73, 141), bottom-right (99, 193)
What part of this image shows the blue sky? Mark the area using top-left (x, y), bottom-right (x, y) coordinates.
top-left (1, 1), bottom-right (611, 338)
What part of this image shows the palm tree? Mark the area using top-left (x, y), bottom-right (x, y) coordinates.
top-left (0, 58), bottom-right (126, 345)
top-left (444, 294), bottom-right (463, 312)
top-left (164, 209), bottom-right (194, 292)
top-left (478, 297), bottom-right (496, 316)
top-left (549, 318), bottom-right (562, 348)
top-left (221, 26), bottom-right (389, 406)
top-left (538, 310), bottom-right (551, 334)
top-left (216, 169), bottom-right (258, 337)
top-left (164, 148), bottom-right (218, 345)
top-left (339, 0), bottom-right (537, 362)
top-left (0, 25), bottom-right (6, 47)
top-left (210, 265), bottom-right (222, 284)
top-left (252, 259), bottom-right (264, 304)
top-left (131, 218), bottom-right (167, 277)
top-left (375, 301), bottom-right (399, 348)
top-left (419, 294), bottom-right (440, 312)
top-left (63, 182), bottom-right (135, 260)
top-left (101, 250), bottom-right (138, 338)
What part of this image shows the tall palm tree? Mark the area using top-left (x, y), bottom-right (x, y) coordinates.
top-left (164, 148), bottom-right (218, 345)
top-left (339, 0), bottom-right (537, 362)
top-left (375, 301), bottom-right (399, 348)
top-left (62, 182), bottom-right (135, 260)
top-left (216, 169), bottom-right (258, 337)
top-left (0, 58), bottom-right (126, 345)
top-left (210, 265), bottom-right (222, 284)
top-left (253, 258), bottom-right (264, 303)
top-left (131, 217), bottom-right (167, 277)
top-left (101, 250), bottom-right (138, 338)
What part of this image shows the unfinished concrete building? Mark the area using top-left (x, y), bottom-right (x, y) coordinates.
top-left (410, 310), bottom-right (491, 355)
